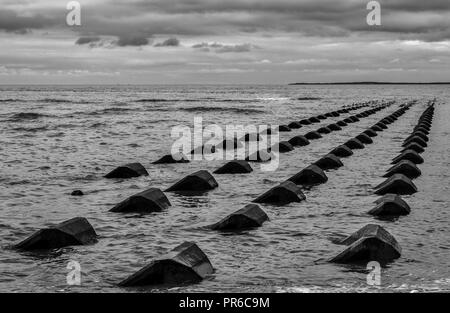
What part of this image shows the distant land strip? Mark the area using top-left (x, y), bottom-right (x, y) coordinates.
top-left (289, 82), bottom-right (450, 85)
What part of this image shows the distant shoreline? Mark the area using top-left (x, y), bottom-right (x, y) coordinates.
top-left (289, 82), bottom-right (450, 85)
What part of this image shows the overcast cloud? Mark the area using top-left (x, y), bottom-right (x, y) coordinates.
top-left (0, 0), bottom-right (449, 83)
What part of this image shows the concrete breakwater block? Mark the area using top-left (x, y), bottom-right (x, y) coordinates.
top-left (343, 118), bottom-right (354, 123)
top-left (214, 160), bottom-right (253, 174)
top-left (330, 224), bottom-right (401, 264)
top-left (288, 164), bottom-right (328, 186)
top-left (330, 111), bottom-right (340, 117)
top-left (374, 173), bottom-right (418, 195)
top-left (317, 114), bottom-right (327, 120)
top-left (344, 138), bottom-right (364, 150)
top-left (330, 145), bottom-right (353, 158)
top-left (370, 125), bottom-right (383, 132)
top-left (368, 194), bottom-right (411, 216)
top-left (336, 120), bottom-right (348, 127)
top-left (401, 142), bottom-right (425, 154)
top-left (317, 126), bottom-right (332, 134)
top-left (414, 126), bottom-right (429, 134)
top-left (348, 116), bottom-right (360, 122)
top-left (314, 154), bottom-right (344, 170)
top-left (406, 131), bottom-right (428, 142)
top-left (288, 121), bottom-right (302, 129)
top-left (355, 133), bottom-right (373, 144)
top-left (71, 190), bottom-right (84, 196)
top-left (217, 138), bottom-right (243, 150)
top-left (15, 217), bottom-right (97, 250)
top-left (278, 125), bottom-right (291, 132)
top-left (402, 136), bottom-right (427, 148)
top-left (273, 141), bottom-right (294, 153)
top-left (245, 150), bottom-right (273, 162)
top-left (305, 131), bottom-right (322, 140)
top-left (253, 181), bottom-right (306, 205)
top-left (166, 170), bottom-right (218, 192)
top-left (110, 188), bottom-right (171, 213)
top-left (375, 122), bottom-right (388, 129)
top-left (209, 204), bottom-right (269, 231)
top-left (105, 163), bottom-right (149, 179)
top-left (363, 129), bottom-right (378, 137)
top-left (309, 117), bottom-right (321, 123)
top-left (119, 242), bottom-right (213, 287)
top-left (392, 149), bottom-right (424, 165)
top-left (383, 160), bottom-right (422, 179)
top-left (288, 135), bottom-right (310, 147)
top-left (190, 144), bottom-right (216, 155)
top-left (299, 119), bottom-right (312, 125)
top-left (327, 124), bottom-right (342, 131)
top-left (153, 153), bottom-right (190, 164)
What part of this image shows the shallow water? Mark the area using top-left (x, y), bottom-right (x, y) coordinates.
top-left (0, 84), bottom-right (449, 293)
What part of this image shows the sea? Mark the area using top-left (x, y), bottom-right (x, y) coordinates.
top-left (0, 84), bottom-right (449, 292)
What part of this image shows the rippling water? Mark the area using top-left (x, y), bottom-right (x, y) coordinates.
top-left (0, 84), bottom-right (449, 293)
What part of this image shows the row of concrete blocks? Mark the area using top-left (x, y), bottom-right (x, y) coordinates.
top-left (368, 103), bottom-right (435, 218)
top-left (139, 101), bottom-right (389, 166)
top-left (334, 102), bottom-right (435, 269)
top-left (97, 102), bottom-right (394, 183)
top-left (12, 101), bottom-right (412, 287)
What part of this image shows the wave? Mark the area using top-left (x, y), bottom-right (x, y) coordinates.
top-left (11, 126), bottom-right (49, 132)
top-left (0, 99), bottom-right (22, 103)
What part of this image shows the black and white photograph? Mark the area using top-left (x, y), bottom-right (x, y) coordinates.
top-left (0, 0), bottom-right (449, 301)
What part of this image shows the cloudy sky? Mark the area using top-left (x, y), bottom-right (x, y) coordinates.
top-left (1, 0), bottom-right (449, 84)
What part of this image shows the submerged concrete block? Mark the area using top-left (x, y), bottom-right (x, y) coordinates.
top-left (217, 138), bottom-right (244, 150)
top-left (355, 133), bottom-right (373, 144)
top-left (309, 117), bottom-right (321, 123)
top-left (166, 170), bottom-right (218, 192)
top-left (253, 181), bottom-right (306, 205)
top-left (119, 242), bottom-right (213, 287)
top-left (344, 138), bottom-right (365, 150)
top-left (105, 163), bottom-right (149, 179)
top-left (214, 160), bottom-right (253, 174)
top-left (15, 217), bottom-right (97, 250)
top-left (363, 129), bottom-right (377, 138)
top-left (330, 145), bottom-right (353, 158)
top-left (374, 173), bottom-right (418, 195)
top-left (305, 131), bottom-right (322, 140)
top-left (299, 119), bottom-right (312, 125)
top-left (71, 190), bottom-right (84, 196)
top-left (336, 120), bottom-right (348, 127)
top-left (278, 125), bottom-right (291, 132)
top-left (370, 125), bottom-right (383, 132)
top-left (401, 142), bottom-right (425, 154)
top-left (402, 136), bottom-right (427, 148)
top-left (317, 114), bottom-right (327, 120)
top-left (153, 153), bottom-right (190, 164)
top-left (407, 131), bottom-right (428, 142)
top-left (110, 188), bottom-right (171, 213)
top-left (314, 154), bottom-right (344, 170)
top-left (327, 123), bottom-right (342, 131)
top-left (273, 141), bottom-right (294, 153)
top-left (190, 144), bottom-right (216, 155)
top-left (383, 160), bottom-right (422, 179)
top-left (288, 121), bottom-right (302, 129)
top-left (392, 150), bottom-right (424, 165)
top-left (375, 122), bottom-right (388, 130)
top-left (368, 194), bottom-right (411, 216)
top-left (317, 126), bottom-right (332, 134)
top-left (329, 224), bottom-right (401, 264)
top-left (209, 204), bottom-right (269, 231)
top-left (288, 164), bottom-right (328, 186)
top-left (288, 135), bottom-right (310, 147)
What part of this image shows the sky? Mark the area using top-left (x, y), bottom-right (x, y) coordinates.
top-left (0, 0), bottom-right (449, 84)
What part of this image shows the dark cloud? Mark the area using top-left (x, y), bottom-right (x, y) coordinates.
top-left (154, 37), bottom-right (180, 47)
top-left (0, 9), bottom-right (58, 33)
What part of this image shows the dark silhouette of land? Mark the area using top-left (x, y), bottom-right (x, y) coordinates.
top-left (289, 82), bottom-right (450, 85)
